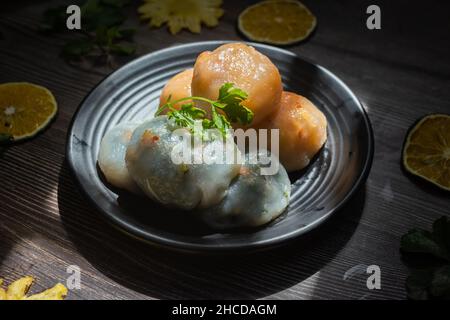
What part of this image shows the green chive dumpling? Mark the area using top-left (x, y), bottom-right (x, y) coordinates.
top-left (98, 122), bottom-right (141, 193)
top-left (200, 150), bottom-right (291, 229)
top-left (125, 116), bottom-right (242, 210)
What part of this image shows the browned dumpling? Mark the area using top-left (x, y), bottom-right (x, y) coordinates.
top-left (257, 92), bottom-right (327, 172)
top-left (159, 68), bottom-right (193, 112)
top-left (191, 43), bottom-right (282, 126)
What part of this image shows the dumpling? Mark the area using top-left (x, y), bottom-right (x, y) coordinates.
top-left (191, 43), bottom-right (282, 126)
top-left (98, 122), bottom-right (141, 193)
top-left (159, 68), bottom-right (193, 113)
top-left (257, 92), bottom-right (327, 172)
top-left (201, 151), bottom-right (291, 229)
top-left (125, 116), bottom-right (242, 210)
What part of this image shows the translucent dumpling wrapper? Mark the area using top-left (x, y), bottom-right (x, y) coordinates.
top-left (98, 122), bottom-right (141, 193)
top-left (200, 150), bottom-right (291, 229)
top-left (125, 116), bottom-right (243, 210)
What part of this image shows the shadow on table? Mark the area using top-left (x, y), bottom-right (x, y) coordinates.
top-left (58, 161), bottom-right (366, 299)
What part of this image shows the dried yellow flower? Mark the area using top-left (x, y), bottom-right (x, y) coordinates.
top-left (138, 0), bottom-right (224, 34)
top-left (0, 276), bottom-right (68, 300)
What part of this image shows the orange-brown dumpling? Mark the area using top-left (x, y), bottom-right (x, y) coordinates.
top-left (191, 43), bottom-right (282, 126)
top-left (258, 92), bottom-right (327, 172)
top-left (159, 68), bottom-right (193, 113)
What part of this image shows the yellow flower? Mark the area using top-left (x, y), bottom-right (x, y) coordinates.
top-left (138, 0), bottom-right (224, 34)
top-left (0, 276), bottom-right (68, 300)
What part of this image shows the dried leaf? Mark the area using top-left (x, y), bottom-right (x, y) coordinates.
top-left (6, 276), bottom-right (33, 300)
top-left (24, 283), bottom-right (68, 300)
top-left (138, 0), bottom-right (224, 34)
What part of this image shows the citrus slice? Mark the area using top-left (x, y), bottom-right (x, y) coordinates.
top-left (403, 114), bottom-right (450, 191)
top-left (0, 82), bottom-right (57, 142)
top-left (238, 0), bottom-right (317, 45)
top-left (138, 0), bottom-right (224, 35)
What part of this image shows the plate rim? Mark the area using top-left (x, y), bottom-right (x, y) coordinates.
top-left (66, 40), bottom-right (375, 253)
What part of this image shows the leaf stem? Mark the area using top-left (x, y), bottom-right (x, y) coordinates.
top-left (156, 96), bottom-right (216, 115)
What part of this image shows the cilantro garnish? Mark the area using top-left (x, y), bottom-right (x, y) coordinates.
top-left (156, 83), bottom-right (253, 137)
top-left (40, 0), bottom-right (136, 65)
top-left (400, 216), bottom-right (450, 299)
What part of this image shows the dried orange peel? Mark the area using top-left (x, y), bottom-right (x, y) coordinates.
top-left (0, 82), bottom-right (57, 142)
top-left (238, 0), bottom-right (317, 45)
top-left (138, 0), bottom-right (224, 34)
top-left (0, 276), bottom-right (68, 300)
top-left (403, 114), bottom-right (450, 191)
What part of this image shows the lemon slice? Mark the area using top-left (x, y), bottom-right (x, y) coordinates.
top-left (138, 0), bottom-right (224, 35)
top-left (403, 114), bottom-right (450, 191)
top-left (0, 82), bottom-right (57, 142)
top-left (238, 0), bottom-right (317, 45)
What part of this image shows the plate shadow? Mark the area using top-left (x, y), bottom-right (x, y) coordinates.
top-left (58, 161), bottom-right (366, 299)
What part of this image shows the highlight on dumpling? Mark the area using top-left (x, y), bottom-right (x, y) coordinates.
top-left (191, 43), bottom-right (282, 126)
top-left (159, 68), bottom-right (193, 113)
top-left (98, 122), bottom-right (141, 193)
top-left (96, 42), bottom-right (328, 230)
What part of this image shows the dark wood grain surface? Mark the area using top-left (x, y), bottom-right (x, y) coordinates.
top-left (0, 0), bottom-right (449, 300)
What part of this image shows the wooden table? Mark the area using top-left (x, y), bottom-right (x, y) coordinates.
top-left (1, 0), bottom-right (449, 300)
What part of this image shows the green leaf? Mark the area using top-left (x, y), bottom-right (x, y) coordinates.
top-left (432, 216), bottom-right (450, 253)
top-left (158, 83), bottom-right (252, 139)
top-left (430, 265), bottom-right (450, 297)
top-left (216, 83), bottom-right (253, 125)
top-left (406, 268), bottom-right (434, 300)
top-left (116, 28), bottom-right (135, 40)
top-left (210, 106), bottom-right (231, 136)
top-left (62, 38), bottom-right (95, 58)
top-left (180, 104), bottom-right (206, 120)
top-left (109, 43), bottom-right (136, 56)
top-left (401, 229), bottom-right (449, 261)
top-left (401, 216), bottom-right (450, 300)
top-left (168, 105), bottom-right (196, 129)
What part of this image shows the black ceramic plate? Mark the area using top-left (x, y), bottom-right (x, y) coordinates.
top-left (67, 41), bottom-right (374, 252)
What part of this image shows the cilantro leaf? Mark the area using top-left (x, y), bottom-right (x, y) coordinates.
top-left (430, 265), bottom-right (450, 297)
top-left (156, 83), bottom-right (253, 139)
top-left (401, 216), bottom-right (450, 299)
top-left (167, 104), bottom-right (206, 130)
top-left (62, 38), bottom-right (95, 59)
top-left (41, 0), bottom-right (135, 64)
top-left (432, 216), bottom-right (450, 252)
top-left (215, 83), bottom-right (253, 125)
top-left (210, 105), bottom-right (231, 136)
top-left (110, 43), bottom-right (136, 56)
top-left (401, 229), bottom-right (450, 261)
top-left (406, 268), bottom-right (434, 300)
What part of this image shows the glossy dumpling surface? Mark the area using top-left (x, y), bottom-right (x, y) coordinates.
top-left (125, 116), bottom-right (242, 210)
top-left (98, 122), bottom-right (141, 193)
top-left (191, 43), bottom-right (282, 126)
top-left (258, 91), bottom-right (327, 172)
top-left (201, 150), bottom-right (291, 229)
top-left (159, 68), bottom-right (193, 113)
